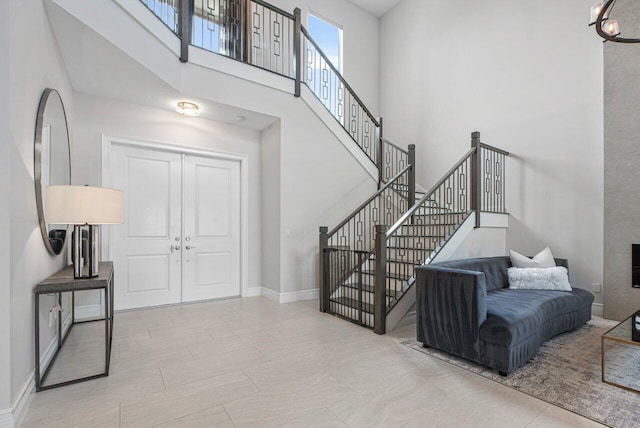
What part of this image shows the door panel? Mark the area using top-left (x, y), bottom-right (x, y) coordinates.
top-left (110, 145), bottom-right (182, 310)
top-left (196, 165), bottom-right (230, 237)
top-left (183, 155), bottom-right (241, 302)
top-left (126, 157), bottom-right (172, 238)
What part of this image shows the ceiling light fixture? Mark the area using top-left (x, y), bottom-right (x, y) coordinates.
top-left (176, 101), bottom-right (200, 116)
top-left (234, 116), bottom-right (246, 123)
top-left (590, 0), bottom-right (640, 43)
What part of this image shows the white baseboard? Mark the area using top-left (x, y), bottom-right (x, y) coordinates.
top-left (252, 287), bottom-right (319, 304)
top-left (11, 375), bottom-right (34, 428)
top-left (74, 304), bottom-right (103, 320)
top-left (592, 303), bottom-right (603, 318)
top-left (278, 288), bottom-right (318, 304)
top-left (244, 287), bottom-right (262, 298)
top-left (0, 409), bottom-right (14, 428)
top-left (260, 287), bottom-right (280, 302)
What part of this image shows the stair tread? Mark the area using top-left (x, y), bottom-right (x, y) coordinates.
top-left (330, 296), bottom-right (374, 314)
top-left (342, 282), bottom-right (399, 297)
top-left (391, 234), bottom-right (446, 238)
top-left (361, 270), bottom-right (412, 281)
top-left (387, 246), bottom-right (436, 251)
top-left (402, 223), bottom-right (458, 226)
top-left (369, 257), bottom-right (422, 265)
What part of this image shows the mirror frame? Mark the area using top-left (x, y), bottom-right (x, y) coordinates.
top-left (34, 88), bottom-right (72, 256)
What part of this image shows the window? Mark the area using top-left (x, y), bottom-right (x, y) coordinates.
top-left (308, 13), bottom-right (343, 72)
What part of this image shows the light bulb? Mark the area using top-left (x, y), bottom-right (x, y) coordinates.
top-left (590, 2), bottom-right (603, 24)
top-left (176, 101), bottom-right (200, 117)
top-left (604, 19), bottom-right (620, 37)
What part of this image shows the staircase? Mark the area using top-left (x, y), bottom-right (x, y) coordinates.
top-left (135, 0), bottom-right (511, 334)
top-left (320, 134), bottom-right (510, 334)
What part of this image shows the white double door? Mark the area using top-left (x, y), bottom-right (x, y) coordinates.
top-left (110, 144), bottom-right (241, 310)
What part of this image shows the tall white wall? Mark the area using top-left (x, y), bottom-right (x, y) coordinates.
top-left (268, 0), bottom-right (380, 114)
top-left (8, 0), bottom-right (74, 416)
top-left (0, 0), bottom-right (12, 423)
top-left (603, 1), bottom-right (640, 320)
top-left (261, 121), bottom-right (282, 293)
top-left (380, 0), bottom-right (604, 300)
top-left (72, 92), bottom-right (265, 302)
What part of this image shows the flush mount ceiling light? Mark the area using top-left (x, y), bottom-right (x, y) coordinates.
top-left (176, 101), bottom-right (200, 116)
top-left (590, 1), bottom-right (640, 43)
top-left (234, 116), bottom-right (246, 123)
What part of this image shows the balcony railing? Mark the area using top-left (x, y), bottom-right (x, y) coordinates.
top-left (137, 0), bottom-right (408, 186)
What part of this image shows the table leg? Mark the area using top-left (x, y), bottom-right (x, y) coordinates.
top-left (601, 336), bottom-right (605, 383)
top-left (57, 292), bottom-right (62, 348)
top-left (104, 286), bottom-right (109, 375)
top-left (34, 292), bottom-right (41, 392)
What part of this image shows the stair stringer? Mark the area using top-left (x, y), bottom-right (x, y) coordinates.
top-left (385, 212), bottom-right (509, 332)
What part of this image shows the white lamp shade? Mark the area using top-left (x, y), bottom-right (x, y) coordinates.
top-left (45, 185), bottom-right (124, 225)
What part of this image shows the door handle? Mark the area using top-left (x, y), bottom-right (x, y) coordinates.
top-left (170, 245), bottom-right (181, 253)
top-left (185, 245), bottom-right (196, 250)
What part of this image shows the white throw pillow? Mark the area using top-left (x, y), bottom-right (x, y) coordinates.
top-left (507, 267), bottom-right (572, 291)
top-left (509, 247), bottom-right (556, 269)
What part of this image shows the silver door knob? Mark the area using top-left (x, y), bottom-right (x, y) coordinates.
top-left (170, 245), bottom-right (181, 253)
top-left (186, 245), bottom-right (196, 250)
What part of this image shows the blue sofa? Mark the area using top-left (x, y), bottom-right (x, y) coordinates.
top-left (416, 257), bottom-right (594, 375)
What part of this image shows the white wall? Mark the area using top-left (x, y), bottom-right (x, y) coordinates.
top-left (380, 0), bottom-right (604, 300)
top-left (8, 0), bottom-right (74, 416)
top-left (268, 0), bottom-right (380, 115)
top-left (0, 0), bottom-right (12, 422)
top-left (261, 121), bottom-right (282, 293)
top-left (46, 0), bottom-right (379, 299)
top-left (72, 92), bottom-right (265, 302)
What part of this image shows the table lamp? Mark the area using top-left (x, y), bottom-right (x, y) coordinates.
top-left (45, 185), bottom-right (124, 279)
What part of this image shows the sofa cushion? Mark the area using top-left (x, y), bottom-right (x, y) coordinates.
top-left (479, 288), bottom-right (594, 346)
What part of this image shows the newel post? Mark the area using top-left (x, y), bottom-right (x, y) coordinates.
top-left (470, 131), bottom-right (482, 228)
top-left (319, 227), bottom-right (329, 312)
top-left (376, 117), bottom-right (384, 189)
top-left (293, 8), bottom-right (302, 97)
top-left (374, 225), bottom-right (387, 335)
top-left (178, 0), bottom-right (193, 63)
top-left (408, 144), bottom-right (416, 211)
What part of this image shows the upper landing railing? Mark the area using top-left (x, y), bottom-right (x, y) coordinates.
top-left (138, 0), bottom-right (407, 185)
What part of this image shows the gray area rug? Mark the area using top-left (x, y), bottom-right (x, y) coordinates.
top-left (403, 318), bottom-right (640, 428)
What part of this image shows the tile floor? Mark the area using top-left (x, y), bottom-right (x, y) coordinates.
top-left (22, 297), bottom-right (605, 427)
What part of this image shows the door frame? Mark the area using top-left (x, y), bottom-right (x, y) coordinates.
top-left (101, 134), bottom-right (250, 299)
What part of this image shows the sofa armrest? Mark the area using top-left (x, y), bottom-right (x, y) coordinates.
top-left (554, 258), bottom-right (568, 270)
top-left (416, 266), bottom-right (488, 359)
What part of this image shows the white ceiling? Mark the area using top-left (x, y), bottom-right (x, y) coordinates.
top-left (45, 1), bottom-right (277, 131)
top-left (347, 0), bottom-right (402, 17)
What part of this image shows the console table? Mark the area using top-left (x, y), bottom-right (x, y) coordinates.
top-left (34, 262), bottom-right (114, 391)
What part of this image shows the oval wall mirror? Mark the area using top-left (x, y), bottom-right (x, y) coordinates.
top-left (35, 88), bottom-right (71, 255)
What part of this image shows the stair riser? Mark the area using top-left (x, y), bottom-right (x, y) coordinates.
top-left (329, 303), bottom-right (374, 327)
top-left (385, 248), bottom-right (430, 262)
top-left (359, 259), bottom-right (421, 275)
top-left (396, 225), bottom-right (458, 234)
top-left (341, 272), bottom-right (407, 287)
top-left (388, 236), bottom-right (444, 248)
top-left (336, 288), bottom-right (396, 307)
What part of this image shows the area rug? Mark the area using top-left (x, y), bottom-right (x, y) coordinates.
top-left (403, 318), bottom-right (640, 428)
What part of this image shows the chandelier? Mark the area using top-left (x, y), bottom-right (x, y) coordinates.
top-left (590, 1), bottom-right (640, 43)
